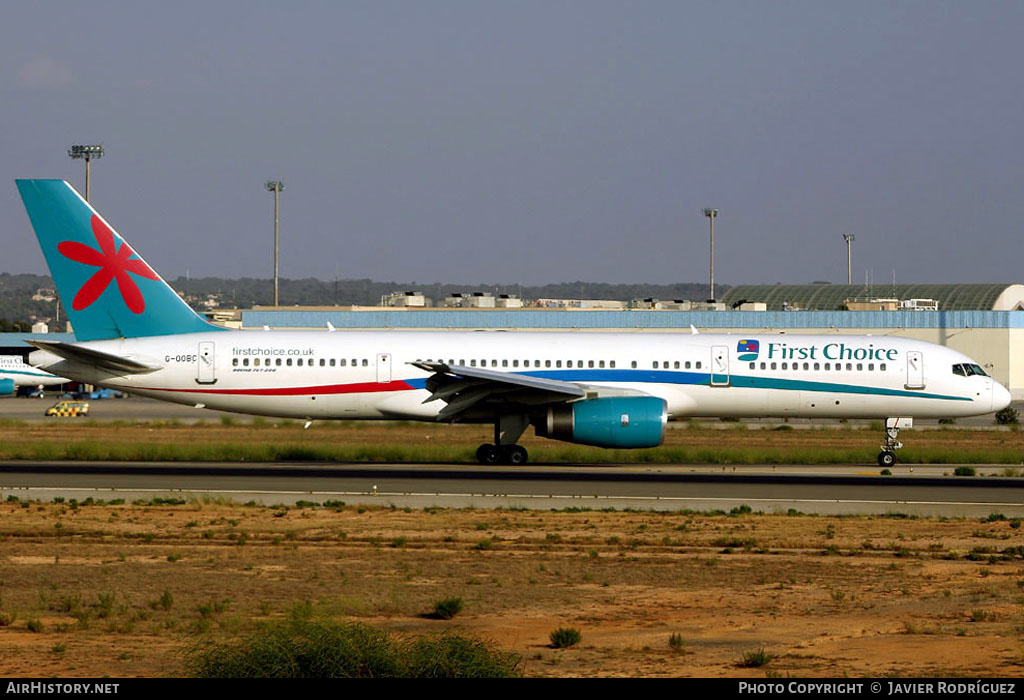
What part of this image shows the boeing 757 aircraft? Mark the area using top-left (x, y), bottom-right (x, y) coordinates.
top-left (0, 354), bottom-right (67, 395)
top-left (15, 179), bottom-right (1012, 466)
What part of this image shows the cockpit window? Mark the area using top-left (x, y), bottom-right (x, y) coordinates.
top-left (953, 363), bottom-right (988, 377)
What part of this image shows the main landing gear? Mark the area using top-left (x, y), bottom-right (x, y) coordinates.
top-left (476, 413), bottom-right (531, 465)
top-left (877, 417), bottom-right (911, 468)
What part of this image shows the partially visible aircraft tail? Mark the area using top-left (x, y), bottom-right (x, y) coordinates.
top-left (16, 179), bottom-right (224, 341)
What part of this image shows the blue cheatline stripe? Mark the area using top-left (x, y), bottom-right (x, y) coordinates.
top-left (408, 369), bottom-right (972, 402)
top-left (1, 370), bottom-right (57, 380)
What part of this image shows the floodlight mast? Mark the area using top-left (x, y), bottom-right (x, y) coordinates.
top-left (265, 180), bottom-right (285, 307)
top-left (843, 233), bottom-right (856, 285)
top-left (67, 144), bottom-right (104, 202)
top-left (703, 208), bottom-right (718, 302)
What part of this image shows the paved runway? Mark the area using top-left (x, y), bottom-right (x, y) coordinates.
top-left (3, 395), bottom-right (1022, 516)
top-left (2, 461), bottom-right (1022, 517)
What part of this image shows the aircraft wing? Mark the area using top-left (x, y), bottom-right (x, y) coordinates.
top-left (26, 340), bottom-right (161, 375)
top-left (410, 361), bottom-right (587, 419)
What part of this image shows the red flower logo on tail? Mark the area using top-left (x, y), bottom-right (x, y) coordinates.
top-left (57, 215), bottom-right (160, 314)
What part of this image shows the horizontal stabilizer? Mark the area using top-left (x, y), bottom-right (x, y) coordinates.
top-left (26, 340), bottom-right (161, 375)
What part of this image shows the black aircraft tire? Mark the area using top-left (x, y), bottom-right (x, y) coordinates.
top-left (476, 444), bottom-right (499, 465)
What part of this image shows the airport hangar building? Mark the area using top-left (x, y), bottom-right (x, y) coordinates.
top-left (3, 283), bottom-right (1023, 399)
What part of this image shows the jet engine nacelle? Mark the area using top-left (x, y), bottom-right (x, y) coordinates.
top-left (535, 396), bottom-right (667, 448)
top-left (0, 379), bottom-right (15, 395)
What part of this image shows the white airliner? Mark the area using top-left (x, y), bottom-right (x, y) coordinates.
top-left (15, 179), bottom-right (1012, 466)
top-left (0, 354), bottom-right (68, 395)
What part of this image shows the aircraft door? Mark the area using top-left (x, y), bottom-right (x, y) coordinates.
top-left (906, 351), bottom-right (925, 389)
top-left (376, 353), bottom-right (392, 383)
top-left (196, 341), bottom-right (216, 384)
top-left (710, 346), bottom-right (730, 386)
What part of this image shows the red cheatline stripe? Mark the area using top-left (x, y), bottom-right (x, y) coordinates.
top-left (134, 381), bottom-right (416, 396)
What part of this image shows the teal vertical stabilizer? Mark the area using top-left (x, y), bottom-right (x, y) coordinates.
top-left (16, 179), bottom-right (224, 341)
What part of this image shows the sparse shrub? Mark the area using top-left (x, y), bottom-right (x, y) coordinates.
top-left (431, 597), bottom-right (464, 620)
top-left (549, 627), bottom-right (582, 649)
top-left (0, 612), bottom-right (15, 627)
top-left (738, 648), bottom-right (772, 667)
top-left (26, 618), bottom-right (44, 633)
top-left (954, 466), bottom-right (977, 477)
top-left (184, 619), bottom-right (521, 678)
top-left (880, 469), bottom-right (892, 476)
top-left (474, 539), bottom-right (494, 551)
top-left (995, 407), bottom-right (1019, 425)
top-left (969, 609), bottom-right (993, 622)
top-left (159, 590), bottom-right (174, 611)
top-left (668, 633), bottom-right (686, 652)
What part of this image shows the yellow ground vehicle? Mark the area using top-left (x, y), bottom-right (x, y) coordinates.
top-left (45, 400), bottom-right (90, 417)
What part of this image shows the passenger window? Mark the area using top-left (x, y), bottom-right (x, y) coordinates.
top-left (856, 363), bottom-right (863, 371)
top-left (782, 363), bottom-right (788, 370)
top-left (556, 360), bottom-right (562, 368)
top-left (470, 360), bottom-right (477, 367)
top-left (631, 361), bottom-right (637, 369)
top-left (254, 358), bottom-right (261, 367)
top-left (513, 360), bottom-right (518, 368)
top-left (491, 360), bottom-right (497, 367)
top-left (362, 359), bottom-right (368, 367)
top-left (609, 361), bottom-right (616, 368)
top-left (545, 360), bottom-right (551, 368)
top-left (814, 363), bottom-right (820, 370)
top-left (880, 363), bottom-right (886, 371)
top-left (286, 359), bottom-right (292, 367)
top-left (803, 362), bottom-right (809, 370)
top-left (566, 361), bottom-right (573, 368)
top-left (243, 358), bottom-right (250, 366)
top-left (320, 359), bottom-right (326, 367)
top-left (502, 360), bottom-right (508, 367)
top-left (824, 363), bottom-right (830, 370)
top-left (771, 362), bottom-right (777, 370)
top-left (846, 363), bottom-right (852, 371)
top-left (340, 359), bottom-right (346, 367)
top-left (760, 362), bottom-right (765, 370)
top-left (674, 361), bottom-right (680, 369)
top-left (653, 361), bottom-right (659, 369)
top-left (232, 358), bottom-right (238, 366)
top-left (749, 362), bottom-right (755, 370)
top-left (695, 362), bottom-right (701, 369)
top-left (599, 360), bottom-right (605, 368)
top-left (589, 360), bottom-right (595, 368)
top-left (685, 361), bottom-right (692, 369)
top-left (868, 363), bottom-right (874, 371)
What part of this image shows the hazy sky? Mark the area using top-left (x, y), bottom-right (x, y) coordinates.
top-left (2, 1), bottom-right (1022, 287)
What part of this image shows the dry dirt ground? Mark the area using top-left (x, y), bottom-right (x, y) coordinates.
top-left (1, 500), bottom-right (1023, 678)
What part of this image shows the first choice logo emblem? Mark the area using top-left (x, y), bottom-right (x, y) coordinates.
top-left (737, 339), bottom-right (759, 361)
top-left (57, 215), bottom-right (159, 314)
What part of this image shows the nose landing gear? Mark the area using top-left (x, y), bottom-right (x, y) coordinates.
top-left (878, 417), bottom-right (911, 468)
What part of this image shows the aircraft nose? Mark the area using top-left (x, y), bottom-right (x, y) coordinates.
top-left (992, 381), bottom-right (1012, 413)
